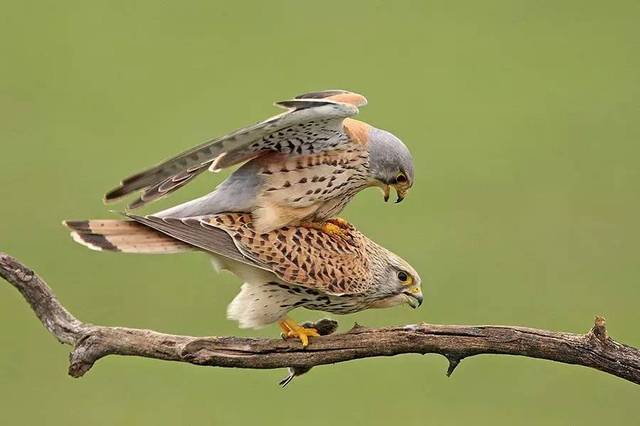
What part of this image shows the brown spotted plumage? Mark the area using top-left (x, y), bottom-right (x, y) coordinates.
top-left (64, 213), bottom-right (422, 332)
top-left (208, 213), bottom-right (374, 295)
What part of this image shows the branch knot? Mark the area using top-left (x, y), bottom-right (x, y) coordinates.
top-left (588, 316), bottom-right (609, 345)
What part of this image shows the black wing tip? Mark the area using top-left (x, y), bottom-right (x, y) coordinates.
top-left (104, 186), bottom-right (128, 202)
top-left (104, 190), bottom-right (148, 210)
top-left (63, 220), bottom-right (91, 232)
top-left (275, 99), bottom-right (336, 110)
top-left (294, 89), bottom-right (350, 99)
top-left (104, 168), bottom-right (164, 203)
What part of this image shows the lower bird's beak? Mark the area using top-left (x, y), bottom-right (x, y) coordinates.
top-left (395, 187), bottom-right (407, 203)
top-left (404, 291), bottom-right (424, 309)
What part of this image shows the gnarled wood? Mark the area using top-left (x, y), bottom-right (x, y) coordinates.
top-left (1, 252), bottom-right (639, 385)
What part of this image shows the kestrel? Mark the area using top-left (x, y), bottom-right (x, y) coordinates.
top-left (64, 213), bottom-right (423, 346)
top-left (104, 90), bottom-right (414, 235)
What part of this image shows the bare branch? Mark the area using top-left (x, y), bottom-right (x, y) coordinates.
top-left (2, 252), bottom-right (639, 385)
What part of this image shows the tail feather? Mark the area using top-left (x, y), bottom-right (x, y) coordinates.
top-left (64, 219), bottom-right (192, 254)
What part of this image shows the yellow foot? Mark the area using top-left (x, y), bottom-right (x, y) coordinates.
top-left (278, 318), bottom-right (320, 347)
top-left (302, 221), bottom-right (352, 241)
top-left (321, 222), bottom-right (348, 238)
top-left (326, 217), bottom-right (353, 230)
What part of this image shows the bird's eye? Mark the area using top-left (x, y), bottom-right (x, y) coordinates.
top-left (397, 271), bottom-right (409, 282)
top-left (396, 173), bottom-right (408, 184)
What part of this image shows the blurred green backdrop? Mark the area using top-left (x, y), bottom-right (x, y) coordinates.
top-left (1, 1), bottom-right (638, 425)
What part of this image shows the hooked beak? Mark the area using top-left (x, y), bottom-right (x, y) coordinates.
top-left (381, 185), bottom-right (408, 203)
top-left (403, 291), bottom-right (424, 309)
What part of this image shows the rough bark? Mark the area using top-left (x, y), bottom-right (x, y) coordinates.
top-left (1, 252), bottom-right (638, 385)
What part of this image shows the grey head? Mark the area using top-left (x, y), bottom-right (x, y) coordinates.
top-left (366, 127), bottom-right (415, 203)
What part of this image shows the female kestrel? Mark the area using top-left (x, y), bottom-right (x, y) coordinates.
top-left (104, 90), bottom-right (415, 235)
top-left (64, 213), bottom-right (423, 346)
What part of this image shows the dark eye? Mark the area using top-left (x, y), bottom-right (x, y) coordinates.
top-left (396, 173), bottom-right (407, 183)
top-left (397, 271), bottom-right (409, 282)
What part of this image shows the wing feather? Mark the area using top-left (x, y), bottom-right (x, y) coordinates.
top-left (105, 90), bottom-right (366, 209)
top-left (126, 213), bottom-right (374, 295)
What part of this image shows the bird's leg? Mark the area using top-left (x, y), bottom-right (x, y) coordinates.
top-left (278, 317), bottom-right (320, 347)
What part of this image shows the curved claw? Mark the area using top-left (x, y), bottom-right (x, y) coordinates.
top-left (279, 318), bottom-right (320, 347)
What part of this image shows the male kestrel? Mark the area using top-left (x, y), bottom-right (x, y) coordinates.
top-left (104, 90), bottom-right (414, 235)
top-left (64, 214), bottom-right (423, 346)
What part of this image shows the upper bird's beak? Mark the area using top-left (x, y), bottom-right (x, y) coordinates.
top-left (404, 291), bottom-right (424, 309)
top-left (383, 185), bottom-right (390, 202)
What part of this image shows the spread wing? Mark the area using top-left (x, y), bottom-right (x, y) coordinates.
top-left (106, 90), bottom-right (368, 209)
top-left (127, 213), bottom-right (374, 296)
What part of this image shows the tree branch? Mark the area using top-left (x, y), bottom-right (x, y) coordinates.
top-left (2, 252), bottom-right (639, 385)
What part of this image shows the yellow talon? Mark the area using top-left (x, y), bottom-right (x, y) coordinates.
top-left (321, 222), bottom-right (346, 237)
top-left (301, 220), bottom-right (353, 243)
top-left (326, 217), bottom-right (353, 230)
top-left (278, 318), bottom-right (320, 347)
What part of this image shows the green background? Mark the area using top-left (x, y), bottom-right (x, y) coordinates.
top-left (1, 1), bottom-right (638, 424)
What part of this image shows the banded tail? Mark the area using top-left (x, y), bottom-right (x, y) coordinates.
top-left (64, 219), bottom-right (192, 254)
